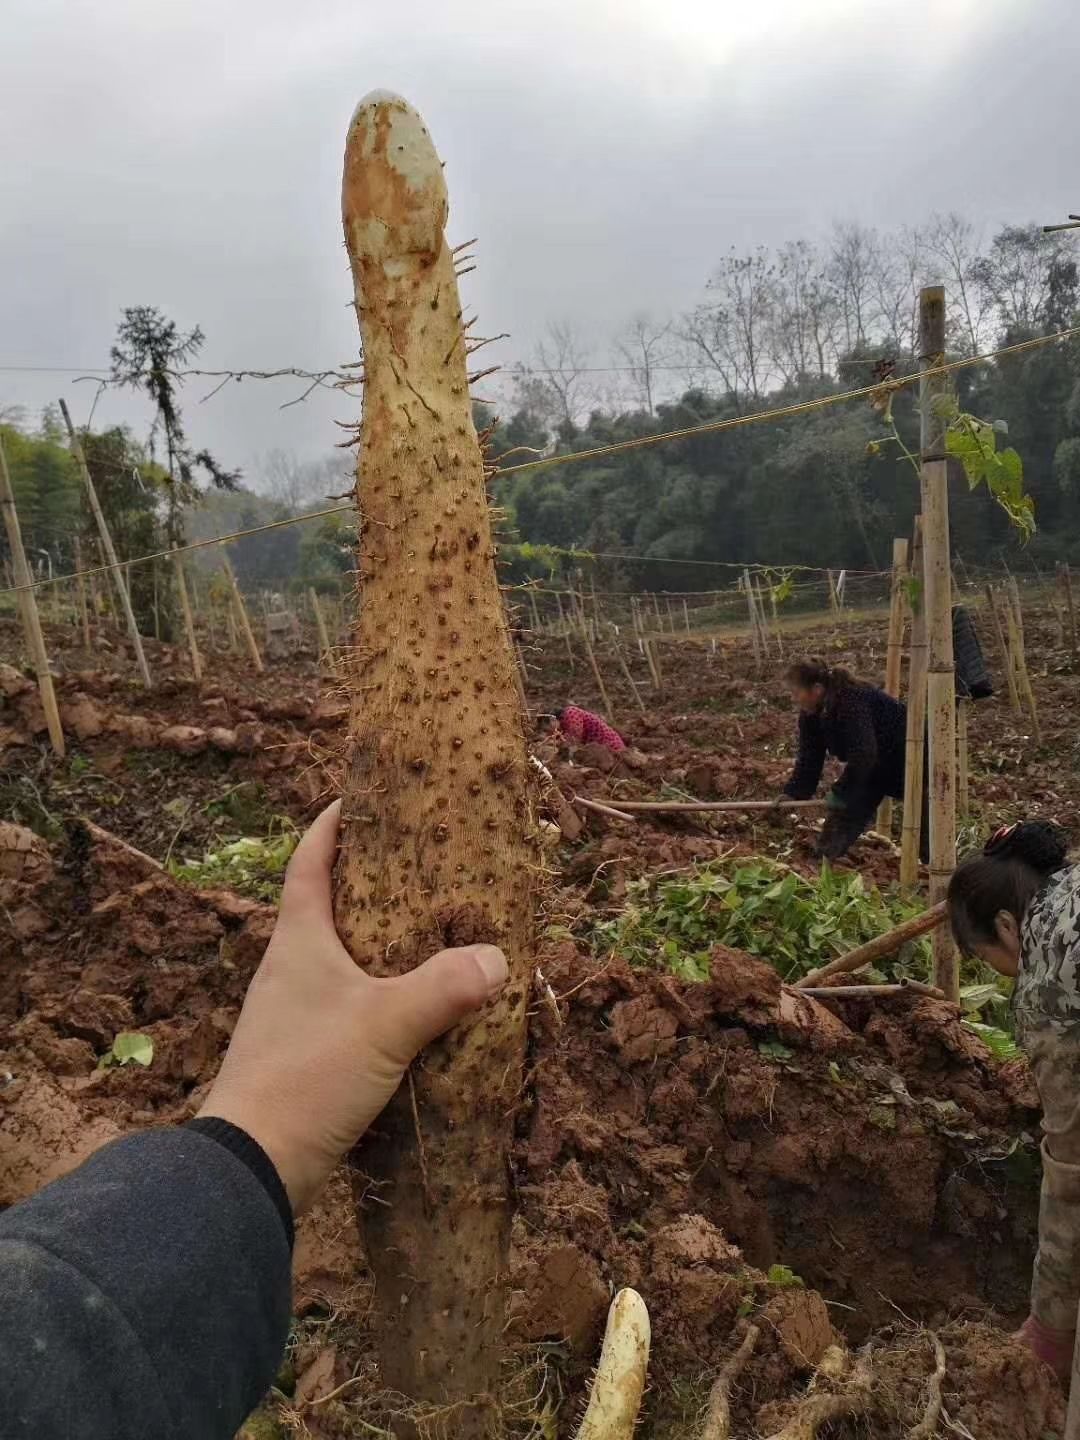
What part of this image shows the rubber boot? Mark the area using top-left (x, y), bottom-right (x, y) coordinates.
top-left (1014, 1313), bottom-right (1074, 1386)
top-left (1032, 1141), bottom-right (1080, 1346)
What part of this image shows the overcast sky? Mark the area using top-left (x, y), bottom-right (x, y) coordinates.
top-left (0, 0), bottom-right (1072, 485)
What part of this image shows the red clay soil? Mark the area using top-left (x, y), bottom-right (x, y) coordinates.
top-left (1, 600), bottom-right (1075, 1437)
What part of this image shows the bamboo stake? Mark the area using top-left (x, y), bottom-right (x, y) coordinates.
top-left (73, 536), bottom-right (91, 648)
top-left (985, 583), bottom-right (1021, 713)
top-left (172, 546), bottom-right (203, 683)
top-left (651, 592), bottom-right (662, 627)
top-left (574, 591), bottom-right (613, 716)
top-left (957, 698), bottom-right (970, 814)
top-left (610, 629), bottom-right (646, 715)
top-left (645, 637), bottom-right (664, 692)
top-left (900, 518), bottom-right (928, 888)
top-left (1062, 562), bottom-right (1078, 656)
top-left (682, 596), bottom-right (691, 634)
top-left (59, 398), bottom-right (152, 689)
top-left (1006, 582), bottom-right (1041, 740)
top-left (743, 569), bottom-right (762, 666)
top-left (878, 537), bottom-right (910, 835)
top-left (310, 587), bottom-right (334, 673)
top-left (221, 552), bottom-right (264, 673)
top-left (528, 588), bottom-right (542, 633)
top-left (827, 569), bottom-right (840, 614)
top-left (554, 592), bottom-right (575, 669)
top-left (769, 584), bottom-right (785, 658)
top-left (795, 901), bottom-right (948, 987)
top-left (918, 287), bottom-right (958, 1001)
top-left (0, 435), bottom-right (65, 754)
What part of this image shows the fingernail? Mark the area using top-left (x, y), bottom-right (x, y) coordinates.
top-left (474, 945), bottom-right (508, 999)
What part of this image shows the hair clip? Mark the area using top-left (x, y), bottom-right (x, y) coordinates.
top-left (984, 822), bottom-right (1018, 856)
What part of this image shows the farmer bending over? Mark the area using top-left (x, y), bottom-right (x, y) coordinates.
top-left (781, 658), bottom-right (915, 860)
top-left (553, 703), bottom-right (626, 752)
top-left (949, 821), bottom-right (1080, 1398)
top-left (0, 803), bottom-right (507, 1440)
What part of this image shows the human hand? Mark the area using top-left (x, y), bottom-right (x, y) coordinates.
top-left (197, 801), bottom-right (507, 1215)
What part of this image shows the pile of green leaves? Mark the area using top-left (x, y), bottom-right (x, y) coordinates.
top-left (590, 859), bottom-right (930, 984)
top-left (169, 822), bottom-right (299, 902)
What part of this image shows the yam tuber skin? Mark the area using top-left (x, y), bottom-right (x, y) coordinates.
top-left (336, 92), bottom-right (535, 1437)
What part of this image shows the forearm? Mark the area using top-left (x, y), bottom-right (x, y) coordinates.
top-left (0, 1126), bottom-right (292, 1440)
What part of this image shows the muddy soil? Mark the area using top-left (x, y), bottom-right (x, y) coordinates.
top-left (1, 597), bottom-right (1074, 1437)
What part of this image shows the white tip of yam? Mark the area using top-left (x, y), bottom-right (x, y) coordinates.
top-left (574, 1289), bottom-right (651, 1440)
top-left (343, 91), bottom-right (448, 262)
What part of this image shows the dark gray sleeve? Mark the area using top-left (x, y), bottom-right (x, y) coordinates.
top-left (0, 1127), bottom-right (292, 1440)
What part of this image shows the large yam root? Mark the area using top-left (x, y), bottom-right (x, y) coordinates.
top-left (762, 1346), bottom-right (873, 1440)
top-left (575, 1290), bottom-right (651, 1440)
top-left (907, 1333), bottom-right (946, 1440)
top-left (337, 92), bottom-right (535, 1437)
top-left (698, 1325), bottom-right (760, 1440)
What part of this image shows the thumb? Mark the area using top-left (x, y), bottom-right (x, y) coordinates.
top-left (373, 944), bottom-right (508, 1065)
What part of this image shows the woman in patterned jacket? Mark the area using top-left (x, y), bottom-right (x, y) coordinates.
top-left (948, 821), bottom-right (1080, 1395)
top-left (553, 705), bottom-right (626, 753)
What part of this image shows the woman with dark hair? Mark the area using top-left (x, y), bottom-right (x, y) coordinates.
top-left (948, 821), bottom-right (1080, 1389)
top-left (781, 658), bottom-right (912, 859)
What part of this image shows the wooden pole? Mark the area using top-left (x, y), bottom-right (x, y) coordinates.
top-left (73, 536), bottom-right (91, 648)
top-left (1062, 562), bottom-right (1078, 656)
top-left (172, 546), bottom-right (203, 683)
top-left (221, 551), bottom-right (264, 673)
top-left (900, 518), bottom-right (928, 888)
top-left (796, 901), bottom-right (948, 987)
top-left (59, 399), bottom-right (152, 688)
top-left (877, 537), bottom-right (910, 835)
top-left (0, 435), bottom-right (65, 754)
top-left (527, 588), bottom-right (542, 633)
top-left (601, 797), bottom-right (826, 814)
top-left (827, 569), bottom-right (840, 614)
top-left (310, 587), bottom-right (334, 673)
top-left (957, 698), bottom-right (970, 814)
top-left (682, 596), bottom-right (691, 635)
top-left (918, 286), bottom-right (958, 1002)
top-left (1006, 580), bottom-right (1041, 740)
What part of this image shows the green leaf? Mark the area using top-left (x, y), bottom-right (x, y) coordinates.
top-left (111, 1032), bottom-right (154, 1067)
top-left (963, 1020), bottom-right (1020, 1061)
top-left (766, 1264), bottom-right (805, 1289)
top-left (758, 1040), bottom-right (794, 1062)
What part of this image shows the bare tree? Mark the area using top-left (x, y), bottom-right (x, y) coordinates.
top-left (683, 247), bottom-right (776, 402)
top-left (259, 448), bottom-right (349, 510)
top-left (613, 314), bottom-right (673, 414)
top-left (924, 213), bottom-right (992, 354)
top-left (768, 239), bottom-right (840, 385)
top-left (872, 226), bottom-right (925, 359)
top-left (829, 222), bottom-right (882, 353)
top-left (531, 321), bottom-right (595, 427)
top-left (971, 224), bottom-right (1079, 336)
